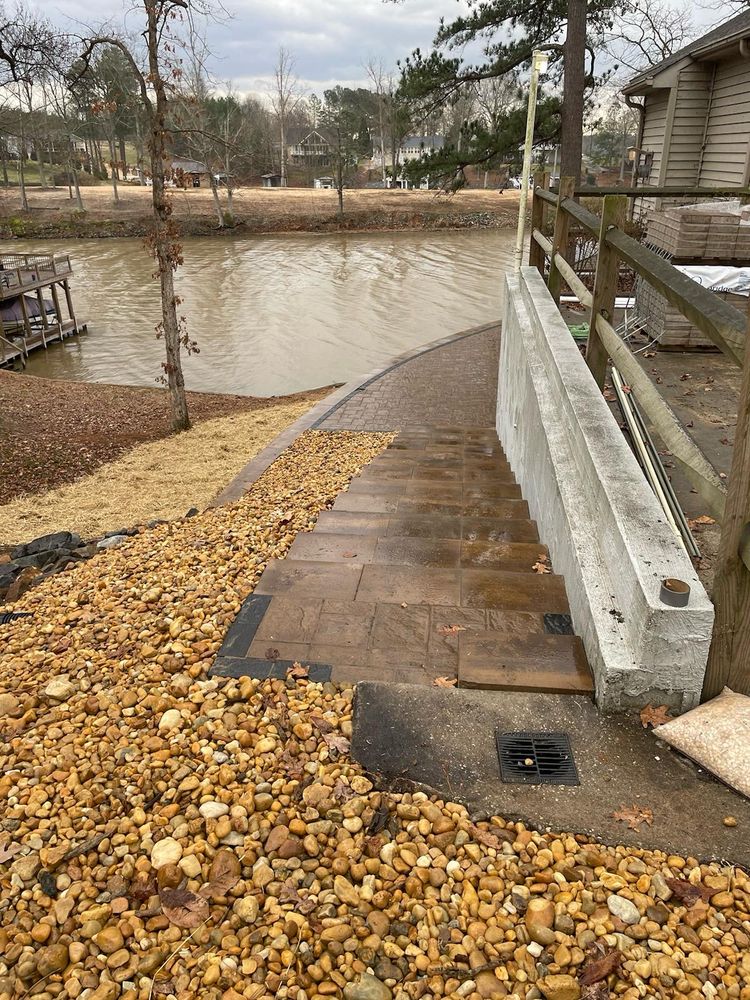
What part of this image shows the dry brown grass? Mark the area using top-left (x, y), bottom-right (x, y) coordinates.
top-left (0, 183), bottom-right (520, 224)
top-left (0, 400), bottom-right (316, 544)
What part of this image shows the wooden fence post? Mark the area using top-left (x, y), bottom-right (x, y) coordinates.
top-left (528, 171), bottom-right (549, 274)
top-left (703, 303), bottom-right (750, 699)
top-left (586, 194), bottom-right (627, 390)
top-left (547, 175), bottom-right (576, 304)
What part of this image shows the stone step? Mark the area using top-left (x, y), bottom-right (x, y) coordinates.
top-left (253, 557), bottom-right (568, 612)
top-left (286, 531), bottom-right (548, 571)
top-left (314, 510), bottom-right (541, 543)
top-left (458, 631), bottom-right (593, 694)
top-left (332, 492), bottom-right (531, 519)
top-left (347, 479), bottom-right (522, 498)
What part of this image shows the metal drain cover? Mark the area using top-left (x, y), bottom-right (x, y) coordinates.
top-left (496, 730), bottom-right (579, 786)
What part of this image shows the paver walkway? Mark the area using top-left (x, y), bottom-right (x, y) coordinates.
top-left (213, 429), bottom-right (592, 692)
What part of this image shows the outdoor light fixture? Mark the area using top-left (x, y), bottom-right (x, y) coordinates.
top-left (513, 49), bottom-right (551, 273)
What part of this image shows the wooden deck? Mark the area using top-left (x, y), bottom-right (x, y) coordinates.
top-left (0, 253), bottom-right (84, 367)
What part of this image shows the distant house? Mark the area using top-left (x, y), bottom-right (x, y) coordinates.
top-left (623, 10), bottom-right (750, 189)
top-left (286, 128), bottom-right (332, 167)
top-left (170, 158), bottom-right (210, 187)
top-left (371, 135), bottom-right (445, 171)
top-left (261, 173), bottom-right (283, 188)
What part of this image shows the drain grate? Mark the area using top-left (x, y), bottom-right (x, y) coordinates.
top-left (496, 730), bottom-right (579, 786)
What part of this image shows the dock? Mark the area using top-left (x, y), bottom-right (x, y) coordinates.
top-left (0, 253), bottom-right (86, 367)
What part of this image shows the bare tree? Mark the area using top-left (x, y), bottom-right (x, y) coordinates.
top-left (269, 47), bottom-right (303, 186)
top-left (76, 1), bottom-right (216, 432)
top-left (605, 0), bottom-right (696, 72)
top-left (366, 58), bottom-right (389, 184)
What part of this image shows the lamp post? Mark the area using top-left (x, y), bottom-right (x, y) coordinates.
top-left (513, 49), bottom-right (550, 273)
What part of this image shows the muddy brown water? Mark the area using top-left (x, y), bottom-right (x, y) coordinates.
top-left (15, 229), bottom-right (515, 396)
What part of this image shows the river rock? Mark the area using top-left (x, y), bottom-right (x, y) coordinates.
top-left (539, 975), bottom-right (581, 1000)
top-left (151, 837), bottom-right (182, 868)
top-left (607, 894), bottom-right (641, 925)
top-left (93, 926), bottom-right (124, 954)
top-left (36, 943), bottom-right (70, 977)
top-left (233, 896), bottom-right (259, 924)
top-left (158, 709), bottom-right (182, 731)
top-left (334, 874), bottom-right (361, 907)
top-left (199, 801), bottom-right (229, 819)
top-left (0, 692), bottom-right (20, 717)
top-left (343, 972), bottom-right (393, 1000)
top-left (44, 677), bottom-right (76, 702)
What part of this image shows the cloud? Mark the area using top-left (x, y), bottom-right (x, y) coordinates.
top-left (44, 0), bottom-right (467, 95)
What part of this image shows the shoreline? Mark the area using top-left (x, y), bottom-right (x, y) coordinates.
top-left (0, 208), bottom-right (515, 240)
top-left (0, 185), bottom-right (520, 240)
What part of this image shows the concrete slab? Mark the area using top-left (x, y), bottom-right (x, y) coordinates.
top-left (351, 681), bottom-right (750, 867)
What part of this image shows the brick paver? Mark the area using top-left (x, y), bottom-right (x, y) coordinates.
top-left (317, 326), bottom-right (500, 431)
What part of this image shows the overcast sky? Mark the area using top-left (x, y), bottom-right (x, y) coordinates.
top-left (42, 0), bottom-right (737, 100)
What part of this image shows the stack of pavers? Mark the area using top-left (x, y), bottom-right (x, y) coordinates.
top-left (636, 200), bottom-right (750, 349)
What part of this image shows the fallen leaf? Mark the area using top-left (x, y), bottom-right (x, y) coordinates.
top-left (639, 704), bottom-right (673, 728)
top-left (436, 624), bottom-right (466, 636)
top-left (160, 886), bottom-right (210, 928)
top-left (279, 882), bottom-right (316, 913)
top-left (621, 384), bottom-right (632, 394)
top-left (612, 804), bottom-right (654, 830)
top-left (532, 554), bottom-right (551, 574)
top-left (200, 870), bottom-right (240, 899)
top-left (665, 878), bottom-right (714, 906)
top-left (581, 985), bottom-right (609, 1000)
top-left (341, 551), bottom-right (357, 558)
top-left (400, 602), bottom-right (408, 608)
top-left (687, 514), bottom-right (716, 531)
top-left (0, 841), bottom-right (22, 863)
top-left (433, 676), bottom-right (458, 687)
top-left (265, 647), bottom-right (280, 661)
top-left (309, 714), bottom-right (335, 734)
top-left (333, 779), bottom-right (356, 802)
top-left (579, 949), bottom-right (622, 985)
top-left (470, 824), bottom-right (508, 851)
top-left (323, 733), bottom-right (350, 754)
top-left (366, 803), bottom-right (390, 836)
top-left (286, 662), bottom-right (309, 679)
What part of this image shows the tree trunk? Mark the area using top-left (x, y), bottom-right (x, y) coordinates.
top-left (18, 115), bottom-right (29, 212)
top-left (119, 135), bottom-right (126, 169)
top-left (70, 161), bottom-right (84, 211)
top-left (280, 117), bottom-right (287, 187)
top-left (36, 142), bottom-right (47, 187)
top-left (108, 138), bottom-right (119, 203)
top-left (147, 8), bottom-right (190, 432)
top-left (209, 172), bottom-right (224, 227)
top-left (560, 0), bottom-right (587, 186)
top-left (1, 144), bottom-right (8, 187)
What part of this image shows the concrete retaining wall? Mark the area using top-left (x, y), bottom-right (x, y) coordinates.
top-left (498, 268), bottom-right (713, 712)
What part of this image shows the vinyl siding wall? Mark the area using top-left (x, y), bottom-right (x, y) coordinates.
top-left (640, 90), bottom-right (669, 184)
top-left (699, 54), bottom-right (750, 186)
top-left (665, 63), bottom-right (713, 187)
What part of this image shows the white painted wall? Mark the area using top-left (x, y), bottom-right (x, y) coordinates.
top-left (498, 269), bottom-right (713, 712)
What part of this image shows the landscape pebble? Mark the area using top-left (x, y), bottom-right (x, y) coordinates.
top-left (0, 431), bottom-right (748, 1000)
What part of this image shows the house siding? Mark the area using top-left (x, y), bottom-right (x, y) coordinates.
top-left (699, 54), bottom-right (750, 186)
top-left (664, 63), bottom-right (713, 186)
top-left (640, 90), bottom-right (670, 184)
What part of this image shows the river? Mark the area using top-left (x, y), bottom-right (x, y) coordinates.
top-left (15, 229), bottom-right (515, 396)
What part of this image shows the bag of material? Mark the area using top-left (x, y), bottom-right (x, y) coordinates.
top-left (654, 687), bottom-right (750, 799)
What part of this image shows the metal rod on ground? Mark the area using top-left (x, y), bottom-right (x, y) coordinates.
top-left (612, 367), bottom-right (684, 548)
top-left (513, 50), bottom-right (550, 274)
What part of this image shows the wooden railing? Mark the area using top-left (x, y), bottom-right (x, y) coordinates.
top-left (530, 174), bottom-right (750, 699)
top-left (0, 254), bottom-right (73, 298)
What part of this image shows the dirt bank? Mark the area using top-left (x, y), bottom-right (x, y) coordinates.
top-left (0, 370), bottom-right (333, 504)
top-left (0, 185), bottom-right (520, 239)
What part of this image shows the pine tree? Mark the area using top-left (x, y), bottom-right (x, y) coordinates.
top-left (396, 0), bottom-right (620, 188)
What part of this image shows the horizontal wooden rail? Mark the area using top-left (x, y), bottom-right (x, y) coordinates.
top-left (531, 228), bottom-right (728, 518)
top-left (575, 186), bottom-right (750, 199)
top-left (533, 187), bottom-right (746, 366)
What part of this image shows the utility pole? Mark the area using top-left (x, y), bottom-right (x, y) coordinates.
top-left (513, 49), bottom-right (550, 273)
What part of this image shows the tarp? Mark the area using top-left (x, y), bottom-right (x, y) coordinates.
top-left (675, 264), bottom-right (750, 296)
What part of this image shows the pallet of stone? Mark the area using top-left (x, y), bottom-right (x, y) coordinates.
top-left (645, 204), bottom-right (750, 262)
top-left (635, 277), bottom-right (741, 349)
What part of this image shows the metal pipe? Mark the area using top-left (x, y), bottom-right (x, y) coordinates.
top-left (514, 50), bottom-right (550, 273)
